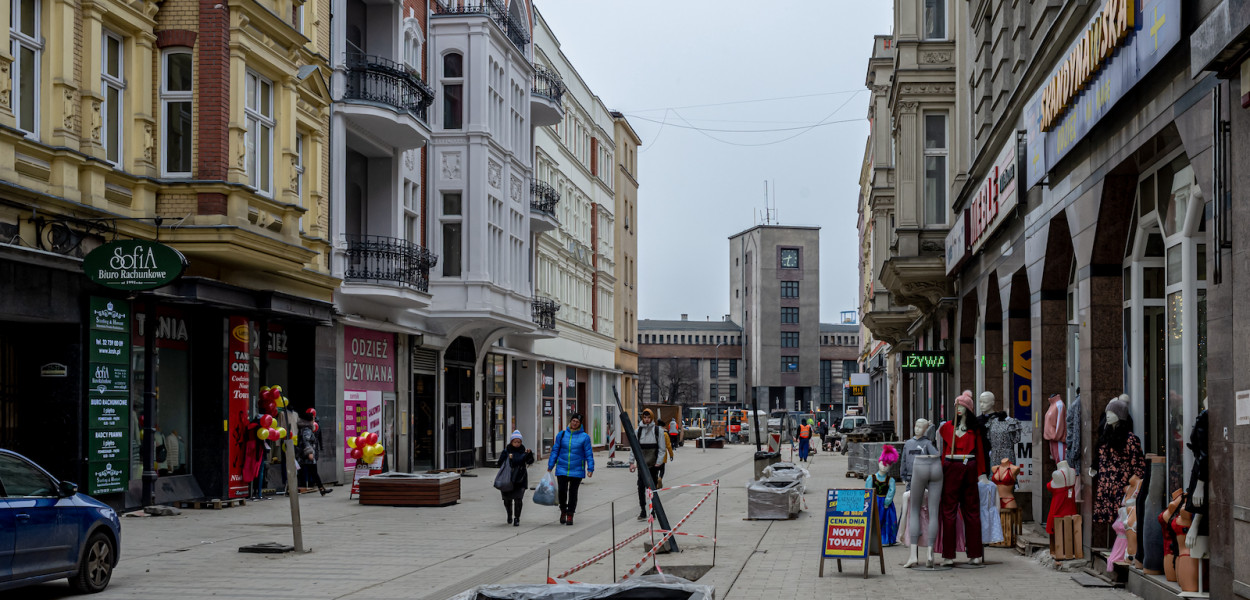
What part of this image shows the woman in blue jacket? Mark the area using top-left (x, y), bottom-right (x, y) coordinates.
top-left (547, 412), bottom-right (594, 525)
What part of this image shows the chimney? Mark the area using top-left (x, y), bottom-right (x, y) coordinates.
top-left (681, 314), bottom-right (688, 321)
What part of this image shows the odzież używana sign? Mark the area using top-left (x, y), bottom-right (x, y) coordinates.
top-left (83, 239), bottom-right (187, 291)
top-left (899, 351), bottom-right (951, 373)
top-left (87, 297), bottom-right (131, 494)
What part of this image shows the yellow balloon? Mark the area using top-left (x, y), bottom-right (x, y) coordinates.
top-left (347, 436), bottom-right (357, 449)
top-left (276, 427), bottom-right (287, 439)
top-left (257, 428), bottom-right (270, 440)
top-left (374, 444), bottom-right (385, 455)
top-left (273, 385), bottom-right (282, 393)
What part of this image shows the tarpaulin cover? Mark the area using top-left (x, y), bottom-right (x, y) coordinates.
top-left (746, 478), bottom-right (801, 519)
top-left (760, 462), bottom-right (810, 493)
top-left (446, 574), bottom-right (714, 600)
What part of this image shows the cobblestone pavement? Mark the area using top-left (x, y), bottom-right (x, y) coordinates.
top-left (20, 442), bottom-right (1137, 599)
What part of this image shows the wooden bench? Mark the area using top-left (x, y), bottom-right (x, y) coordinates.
top-left (358, 473), bottom-right (460, 507)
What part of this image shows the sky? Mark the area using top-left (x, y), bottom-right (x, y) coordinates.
top-left (536, 1), bottom-right (894, 325)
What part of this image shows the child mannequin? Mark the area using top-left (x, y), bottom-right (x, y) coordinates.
top-left (866, 446), bottom-right (900, 546)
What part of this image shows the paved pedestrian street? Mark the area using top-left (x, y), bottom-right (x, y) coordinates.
top-left (23, 444), bottom-right (1134, 599)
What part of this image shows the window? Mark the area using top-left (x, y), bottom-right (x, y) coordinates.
top-left (781, 307), bottom-right (799, 324)
top-left (690, 359), bottom-right (698, 372)
top-left (161, 49), bottom-right (193, 176)
top-left (710, 383), bottom-right (718, 401)
top-left (923, 113), bottom-right (948, 225)
top-left (443, 53), bottom-right (463, 129)
top-left (101, 31), bottom-right (126, 165)
top-left (781, 332), bottom-right (799, 347)
top-left (729, 359), bottom-right (737, 377)
top-left (781, 356), bottom-right (799, 373)
top-left (780, 248), bottom-right (799, 268)
top-left (923, 0), bottom-right (946, 40)
top-left (11, 0), bottom-right (41, 136)
top-left (293, 134), bottom-right (305, 199)
top-left (245, 70), bottom-right (275, 196)
top-left (442, 192), bottom-right (463, 277)
top-left (0, 454), bottom-right (57, 497)
top-left (709, 359), bottom-right (718, 377)
top-left (292, 0), bottom-right (304, 34)
top-left (781, 281), bottom-right (799, 298)
top-left (729, 384), bottom-right (737, 403)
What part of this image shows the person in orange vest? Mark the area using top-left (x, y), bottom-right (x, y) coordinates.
top-left (798, 418), bottom-right (814, 462)
top-left (667, 417), bottom-right (681, 448)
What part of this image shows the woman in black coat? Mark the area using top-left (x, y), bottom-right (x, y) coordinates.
top-left (499, 430), bottom-right (534, 526)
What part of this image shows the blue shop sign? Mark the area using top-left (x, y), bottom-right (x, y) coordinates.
top-left (1025, 0), bottom-right (1181, 188)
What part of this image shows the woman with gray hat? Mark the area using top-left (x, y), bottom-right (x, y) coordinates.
top-left (498, 430), bottom-right (534, 526)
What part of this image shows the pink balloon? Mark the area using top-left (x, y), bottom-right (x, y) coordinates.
top-left (267, 427), bottom-right (278, 440)
top-left (259, 414), bottom-right (274, 429)
top-left (350, 448), bottom-right (363, 460)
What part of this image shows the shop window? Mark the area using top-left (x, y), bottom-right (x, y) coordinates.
top-left (131, 308), bottom-right (192, 480)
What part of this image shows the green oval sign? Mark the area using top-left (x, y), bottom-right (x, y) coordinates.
top-left (83, 240), bottom-right (188, 291)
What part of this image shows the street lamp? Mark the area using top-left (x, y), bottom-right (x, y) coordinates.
top-left (710, 342), bottom-right (724, 453)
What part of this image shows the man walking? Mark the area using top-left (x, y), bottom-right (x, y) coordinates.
top-left (797, 418), bottom-right (813, 462)
top-left (631, 409), bottom-right (667, 520)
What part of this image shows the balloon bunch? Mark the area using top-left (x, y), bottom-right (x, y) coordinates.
top-left (255, 385), bottom-right (293, 443)
top-left (347, 431), bottom-right (384, 464)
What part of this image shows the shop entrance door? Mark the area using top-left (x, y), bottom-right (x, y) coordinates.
top-left (412, 374), bottom-right (436, 472)
top-left (443, 337), bottom-right (476, 470)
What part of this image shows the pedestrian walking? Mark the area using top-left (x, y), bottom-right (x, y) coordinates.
top-left (797, 418), bottom-right (813, 462)
top-left (498, 430), bottom-right (534, 526)
top-left (547, 413), bottom-right (594, 526)
top-left (631, 409), bottom-right (667, 520)
top-left (667, 417), bottom-right (681, 448)
top-left (657, 419), bottom-right (675, 487)
top-left (296, 409), bottom-right (332, 495)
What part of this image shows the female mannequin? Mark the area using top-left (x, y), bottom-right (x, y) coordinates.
top-left (979, 392), bottom-right (1021, 476)
top-left (1184, 398), bottom-right (1209, 562)
top-left (1090, 398), bottom-right (1146, 523)
top-left (903, 419), bottom-right (942, 568)
top-left (1046, 461), bottom-right (1078, 534)
top-left (936, 392), bottom-right (987, 566)
top-left (1160, 489), bottom-right (1184, 582)
top-left (866, 446), bottom-right (899, 547)
top-left (1043, 394), bottom-right (1066, 464)
top-left (1124, 475), bottom-right (1142, 569)
top-left (991, 458), bottom-right (1022, 509)
top-left (1175, 503), bottom-right (1200, 593)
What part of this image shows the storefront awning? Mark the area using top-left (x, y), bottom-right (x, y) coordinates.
top-left (148, 276), bottom-right (333, 325)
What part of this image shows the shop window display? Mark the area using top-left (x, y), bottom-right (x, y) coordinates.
top-left (130, 308), bottom-right (192, 480)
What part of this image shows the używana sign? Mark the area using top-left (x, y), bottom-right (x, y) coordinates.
top-left (84, 240), bottom-right (187, 291)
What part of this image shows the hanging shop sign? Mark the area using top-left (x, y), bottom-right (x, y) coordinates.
top-left (1024, 0), bottom-right (1181, 188)
top-left (849, 385), bottom-right (868, 397)
top-left (969, 142), bottom-right (1020, 255)
top-left (86, 297), bottom-right (131, 494)
top-left (945, 210), bottom-right (969, 276)
top-left (899, 351), bottom-right (950, 373)
top-left (822, 489), bottom-right (873, 560)
top-left (83, 239), bottom-right (188, 291)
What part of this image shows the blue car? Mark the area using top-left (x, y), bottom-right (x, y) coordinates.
top-left (0, 449), bottom-right (121, 593)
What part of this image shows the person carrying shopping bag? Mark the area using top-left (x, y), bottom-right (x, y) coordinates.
top-left (547, 413), bottom-right (594, 526)
top-left (498, 430), bottom-right (534, 526)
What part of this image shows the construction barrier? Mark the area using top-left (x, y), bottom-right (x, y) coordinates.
top-left (621, 480), bottom-right (719, 580)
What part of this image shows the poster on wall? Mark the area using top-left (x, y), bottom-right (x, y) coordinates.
top-left (227, 316), bottom-right (251, 498)
top-left (86, 298), bottom-right (130, 495)
top-left (342, 326), bottom-right (394, 473)
top-left (1011, 341), bottom-right (1034, 488)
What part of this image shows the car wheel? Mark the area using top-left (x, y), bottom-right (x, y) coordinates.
top-left (69, 532), bottom-right (114, 593)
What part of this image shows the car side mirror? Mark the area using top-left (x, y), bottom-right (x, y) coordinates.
top-left (59, 481), bottom-right (79, 497)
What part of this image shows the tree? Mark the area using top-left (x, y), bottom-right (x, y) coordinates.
top-left (646, 358), bottom-right (700, 406)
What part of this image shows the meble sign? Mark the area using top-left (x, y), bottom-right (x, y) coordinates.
top-left (84, 240), bottom-right (187, 291)
top-left (969, 142), bottom-right (1019, 254)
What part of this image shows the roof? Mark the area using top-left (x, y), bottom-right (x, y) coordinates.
top-left (819, 323), bottom-right (860, 333)
top-left (727, 224), bottom-right (821, 240)
top-left (639, 319), bottom-right (742, 332)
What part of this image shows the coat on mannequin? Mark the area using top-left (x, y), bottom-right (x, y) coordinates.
top-left (902, 419), bottom-right (942, 569)
top-left (1184, 397), bottom-right (1209, 559)
top-left (936, 392), bottom-right (987, 565)
top-left (1090, 398), bottom-right (1146, 523)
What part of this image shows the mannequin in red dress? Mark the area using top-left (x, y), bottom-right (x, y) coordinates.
top-left (1046, 461), bottom-right (1078, 534)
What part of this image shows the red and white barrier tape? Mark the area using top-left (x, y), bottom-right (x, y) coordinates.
top-left (556, 526), bottom-right (649, 579)
top-left (621, 481), bottom-right (719, 580)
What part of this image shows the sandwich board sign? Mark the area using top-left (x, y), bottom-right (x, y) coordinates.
top-left (819, 488), bottom-right (885, 578)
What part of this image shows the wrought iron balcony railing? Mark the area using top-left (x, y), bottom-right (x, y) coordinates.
top-left (343, 234), bottom-right (438, 293)
top-left (532, 65), bottom-right (566, 105)
top-left (532, 297), bottom-right (560, 330)
top-left (530, 179), bottom-right (560, 216)
top-left (432, 0), bottom-right (529, 54)
top-left (343, 53), bottom-right (435, 123)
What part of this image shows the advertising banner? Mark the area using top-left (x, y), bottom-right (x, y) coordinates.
top-left (86, 297), bottom-right (130, 495)
top-left (344, 391), bottom-right (367, 471)
top-left (1012, 341), bottom-right (1034, 488)
top-left (343, 326), bottom-right (396, 393)
top-left (822, 489), bottom-right (873, 559)
top-left (227, 317), bottom-right (251, 498)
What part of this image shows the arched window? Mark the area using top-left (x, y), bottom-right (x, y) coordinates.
top-left (442, 52), bottom-right (463, 129)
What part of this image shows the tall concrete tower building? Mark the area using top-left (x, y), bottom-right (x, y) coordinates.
top-left (729, 225), bottom-right (821, 411)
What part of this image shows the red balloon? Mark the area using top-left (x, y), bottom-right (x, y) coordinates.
top-left (259, 414), bottom-right (274, 429)
top-left (262, 388), bottom-right (277, 401)
top-left (267, 427), bottom-right (278, 440)
top-left (306, 408), bottom-right (317, 419)
top-left (350, 448), bottom-right (363, 459)
top-left (368, 432), bottom-right (378, 445)
top-left (264, 401), bottom-right (278, 416)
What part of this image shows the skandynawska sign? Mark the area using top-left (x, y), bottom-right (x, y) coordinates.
top-left (84, 240), bottom-right (187, 291)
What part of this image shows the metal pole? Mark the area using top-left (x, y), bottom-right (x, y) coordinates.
top-left (712, 480), bottom-right (719, 567)
top-left (141, 300), bottom-right (157, 507)
top-left (613, 386), bottom-right (678, 551)
top-left (611, 500), bottom-right (617, 581)
top-left (284, 436), bottom-right (304, 551)
top-left (547, 549), bottom-right (551, 583)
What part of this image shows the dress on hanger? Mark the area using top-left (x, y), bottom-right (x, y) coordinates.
top-left (1046, 469), bottom-right (1078, 534)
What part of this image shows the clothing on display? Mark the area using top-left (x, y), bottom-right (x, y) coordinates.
top-left (868, 472), bottom-right (898, 546)
top-left (907, 456), bottom-right (943, 547)
top-left (978, 480), bottom-right (1004, 544)
top-left (1043, 394), bottom-right (1066, 463)
top-left (901, 436), bottom-right (938, 490)
top-left (939, 458), bottom-right (983, 559)
top-left (1184, 410), bottom-right (1208, 519)
top-left (991, 461), bottom-right (1021, 509)
top-left (986, 416), bottom-right (1021, 466)
top-left (1065, 394), bottom-right (1082, 471)
top-left (1093, 422), bottom-right (1147, 523)
top-left (1046, 467), bottom-right (1078, 534)
top-left (1108, 506), bottom-right (1129, 571)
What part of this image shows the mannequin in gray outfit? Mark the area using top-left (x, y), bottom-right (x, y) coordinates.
top-left (902, 419), bottom-right (942, 568)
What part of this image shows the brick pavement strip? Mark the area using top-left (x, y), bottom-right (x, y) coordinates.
top-left (20, 445), bottom-right (1138, 599)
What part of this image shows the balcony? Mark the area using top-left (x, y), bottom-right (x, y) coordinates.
top-left (340, 234), bottom-right (438, 310)
top-left (432, 0), bottom-right (529, 55)
top-left (531, 65), bottom-right (566, 127)
top-left (338, 53), bottom-right (435, 150)
top-left (532, 297), bottom-right (560, 330)
top-left (530, 179), bottom-right (560, 233)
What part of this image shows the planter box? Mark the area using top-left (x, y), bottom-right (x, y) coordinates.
top-left (358, 472), bottom-right (460, 506)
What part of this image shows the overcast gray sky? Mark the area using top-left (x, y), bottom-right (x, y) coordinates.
top-left (536, 1), bottom-right (893, 325)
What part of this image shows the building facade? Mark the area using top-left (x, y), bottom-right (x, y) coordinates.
top-left (818, 323), bottom-right (862, 422)
top-left (612, 112), bottom-right (641, 426)
top-left (638, 316), bottom-right (744, 411)
top-left (530, 8), bottom-right (619, 452)
top-left (0, 0), bottom-right (337, 506)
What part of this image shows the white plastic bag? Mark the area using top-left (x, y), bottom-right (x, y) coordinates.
top-left (533, 472), bottom-right (557, 506)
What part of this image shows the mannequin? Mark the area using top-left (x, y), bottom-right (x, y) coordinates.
top-left (1174, 503), bottom-right (1200, 593)
top-left (903, 419), bottom-right (943, 568)
top-left (1046, 460), bottom-right (1078, 534)
top-left (866, 446), bottom-right (899, 547)
top-left (991, 459), bottom-right (1021, 509)
top-left (1090, 398), bottom-right (1146, 523)
top-left (936, 392), bottom-right (987, 566)
top-left (978, 391), bottom-right (1020, 476)
top-left (1184, 398), bottom-right (1209, 559)
top-left (1160, 489), bottom-right (1184, 582)
top-left (1043, 394), bottom-right (1066, 464)
top-left (1114, 475), bottom-right (1142, 571)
